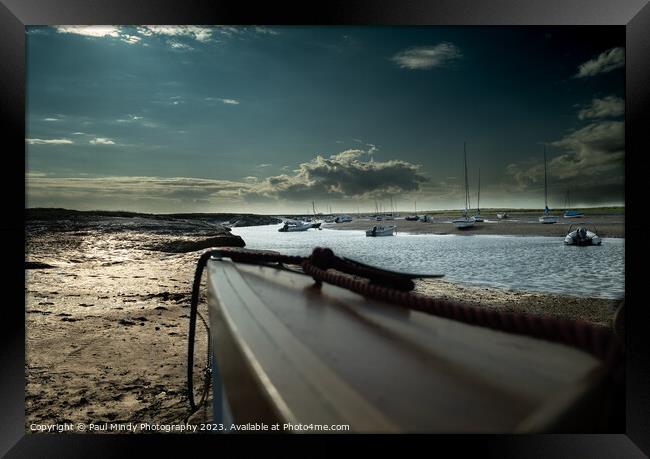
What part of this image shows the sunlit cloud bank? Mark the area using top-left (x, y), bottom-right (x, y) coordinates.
top-left (27, 149), bottom-right (430, 213)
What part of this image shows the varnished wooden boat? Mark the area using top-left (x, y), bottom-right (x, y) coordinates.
top-left (196, 249), bottom-right (622, 433)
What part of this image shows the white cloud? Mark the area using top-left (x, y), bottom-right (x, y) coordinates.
top-left (577, 95), bottom-right (624, 120)
top-left (89, 137), bottom-right (116, 145)
top-left (137, 26), bottom-right (213, 43)
top-left (391, 43), bottom-right (462, 70)
top-left (253, 26), bottom-right (280, 35)
top-left (116, 115), bottom-right (144, 123)
top-left (26, 138), bottom-right (73, 145)
top-left (44, 117), bottom-right (60, 122)
top-left (55, 26), bottom-right (121, 38)
top-left (54, 26), bottom-right (142, 45)
top-left (205, 97), bottom-right (240, 105)
top-left (121, 34), bottom-right (141, 45)
top-left (575, 47), bottom-right (625, 78)
top-left (168, 40), bottom-right (193, 50)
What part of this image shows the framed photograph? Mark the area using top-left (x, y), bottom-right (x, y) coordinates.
top-left (2, 0), bottom-right (648, 456)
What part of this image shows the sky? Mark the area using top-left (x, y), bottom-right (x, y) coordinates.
top-left (26, 26), bottom-right (625, 214)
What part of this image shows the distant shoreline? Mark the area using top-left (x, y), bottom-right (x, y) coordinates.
top-left (321, 211), bottom-right (624, 239)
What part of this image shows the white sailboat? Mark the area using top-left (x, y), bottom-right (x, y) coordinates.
top-left (453, 142), bottom-right (476, 229)
top-left (538, 146), bottom-right (559, 224)
top-left (563, 190), bottom-right (584, 218)
top-left (473, 168), bottom-right (484, 222)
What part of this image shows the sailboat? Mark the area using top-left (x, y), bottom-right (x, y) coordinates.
top-left (405, 200), bottom-right (419, 221)
top-left (538, 146), bottom-right (559, 224)
top-left (452, 142), bottom-right (476, 229)
top-left (563, 190), bottom-right (584, 218)
top-left (310, 201), bottom-right (323, 229)
top-left (473, 168), bottom-right (484, 222)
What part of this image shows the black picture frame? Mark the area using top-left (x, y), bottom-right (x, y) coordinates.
top-left (2, 0), bottom-right (648, 456)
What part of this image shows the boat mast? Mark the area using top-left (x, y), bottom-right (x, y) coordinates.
top-left (477, 168), bottom-right (481, 213)
top-left (463, 142), bottom-right (469, 216)
top-left (544, 145), bottom-right (548, 212)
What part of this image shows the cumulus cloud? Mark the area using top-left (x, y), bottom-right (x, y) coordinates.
top-left (247, 149), bottom-right (427, 201)
top-left (549, 121), bottom-right (624, 178)
top-left (575, 47), bottom-right (625, 78)
top-left (89, 137), bottom-right (116, 145)
top-left (505, 121), bottom-right (624, 204)
top-left (391, 43), bottom-right (462, 70)
top-left (26, 138), bottom-right (73, 145)
top-left (577, 95), bottom-right (624, 120)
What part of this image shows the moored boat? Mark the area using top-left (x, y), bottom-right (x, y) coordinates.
top-left (564, 226), bottom-right (602, 246)
top-left (453, 142), bottom-right (475, 230)
top-left (563, 190), bottom-right (584, 218)
top-left (278, 220), bottom-right (313, 232)
top-left (365, 225), bottom-right (396, 237)
top-left (452, 216), bottom-right (476, 229)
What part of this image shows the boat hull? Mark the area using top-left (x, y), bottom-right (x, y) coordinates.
top-left (539, 215), bottom-right (559, 224)
top-left (278, 225), bottom-right (311, 232)
top-left (563, 212), bottom-right (584, 218)
top-left (205, 257), bottom-right (611, 432)
top-left (366, 226), bottom-right (396, 237)
top-left (564, 230), bottom-right (601, 246)
top-left (452, 217), bottom-right (476, 229)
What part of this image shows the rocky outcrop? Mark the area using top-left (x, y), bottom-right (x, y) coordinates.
top-left (230, 215), bottom-right (282, 227)
top-left (147, 235), bottom-right (245, 253)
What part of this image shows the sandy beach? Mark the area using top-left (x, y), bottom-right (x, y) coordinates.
top-left (25, 210), bottom-right (623, 432)
top-left (322, 210), bottom-right (624, 238)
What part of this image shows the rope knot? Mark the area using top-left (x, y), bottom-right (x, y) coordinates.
top-left (309, 247), bottom-right (336, 269)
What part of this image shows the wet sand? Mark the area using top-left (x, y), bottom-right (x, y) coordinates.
top-left (325, 211), bottom-right (624, 238)
top-left (25, 211), bottom-right (622, 432)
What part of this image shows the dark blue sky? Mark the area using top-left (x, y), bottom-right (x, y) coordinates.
top-left (26, 26), bottom-right (624, 213)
